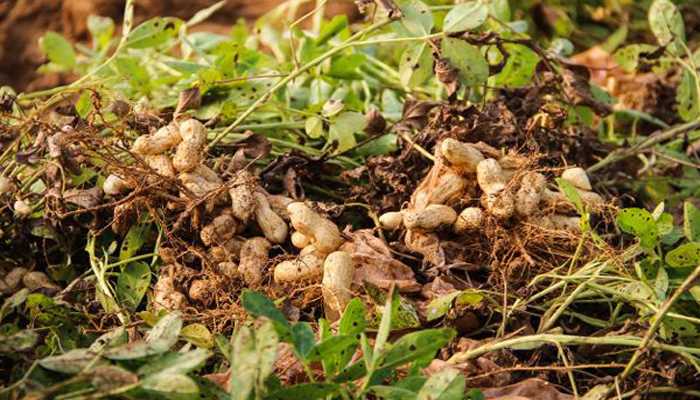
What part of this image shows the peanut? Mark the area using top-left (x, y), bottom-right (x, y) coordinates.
top-left (440, 139), bottom-right (484, 172)
top-left (322, 251), bottom-right (354, 321)
top-left (267, 194), bottom-right (295, 221)
top-left (132, 124), bottom-right (181, 155)
top-left (0, 176), bottom-right (14, 195)
top-left (454, 207), bottom-right (483, 234)
top-left (2, 267), bottom-right (28, 293)
top-left (476, 158), bottom-right (506, 195)
top-left (239, 237), bottom-right (271, 286)
top-left (193, 164), bottom-right (223, 184)
top-left (201, 211), bottom-right (238, 246)
top-left (481, 191), bottom-right (515, 221)
top-left (145, 154), bottom-right (176, 178)
top-left (273, 247), bottom-right (325, 284)
top-left (426, 171), bottom-right (467, 206)
top-left (291, 231), bottom-right (311, 249)
top-left (379, 211), bottom-right (403, 230)
top-left (254, 192), bottom-right (288, 244)
top-left (173, 119), bottom-right (207, 172)
top-left (153, 266), bottom-right (189, 311)
top-left (561, 167), bottom-right (592, 190)
top-left (287, 202), bottom-right (343, 254)
top-left (209, 236), bottom-right (245, 263)
top-left (229, 171), bottom-right (256, 223)
top-left (515, 172), bottom-right (546, 217)
top-left (403, 204), bottom-right (457, 231)
top-left (103, 174), bottom-right (132, 196)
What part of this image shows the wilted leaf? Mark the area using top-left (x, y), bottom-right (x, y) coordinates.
top-left (91, 365), bottom-right (138, 391)
top-left (39, 349), bottom-right (98, 374)
top-left (268, 383), bottom-right (340, 399)
top-left (138, 349), bottom-right (211, 376)
top-left (141, 373), bottom-right (199, 394)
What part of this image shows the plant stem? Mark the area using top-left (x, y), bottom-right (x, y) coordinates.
top-left (447, 333), bottom-right (700, 364)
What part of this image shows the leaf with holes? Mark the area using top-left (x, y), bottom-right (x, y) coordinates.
top-left (379, 328), bottom-right (456, 370)
top-left (181, 323), bottom-right (214, 349)
top-left (126, 17), bottom-right (183, 49)
top-left (677, 69), bottom-right (699, 122)
top-left (617, 208), bottom-right (659, 249)
top-left (400, 42), bottom-right (433, 88)
top-left (394, 0), bottom-right (433, 37)
top-left (665, 242), bottom-right (700, 268)
top-left (116, 262), bottom-right (150, 311)
top-left (493, 44), bottom-right (540, 87)
top-left (441, 38), bottom-right (488, 87)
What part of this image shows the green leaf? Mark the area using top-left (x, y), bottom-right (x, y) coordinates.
top-left (443, 2), bottom-right (488, 33)
top-left (75, 91), bottom-right (93, 119)
top-left (395, 0), bottom-right (433, 36)
top-left (39, 31), bottom-right (76, 70)
top-left (329, 112), bottom-right (365, 153)
top-left (241, 290), bottom-right (290, 332)
top-left (126, 17), bottom-right (183, 49)
top-left (306, 335), bottom-right (357, 363)
top-left (317, 15), bottom-right (349, 45)
top-left (556, 178), bottom-right (585, 214)
top-left (329, 53), bottom-right (366, 79)
top-left (120, 223), bottom-right (150, 261)
top-left (268, 383), bottom-right (340, 399)
top-left (441, 38), bottom-right (488, 87)
top-left (305, 116), bottom-right (324, 139)
top-left (340, 298), bottom-right (368, 335)
top-left (648, 0), bottom-right (685, 56)
top-left (291, 322), bottom-right (316, 360)
top-left (379, 328), bottom-right (456, 369)
top-left (488, 0), bottom-right (511, 22)
top-left (89, 327), bottom-right (128, 352)
top-left (138, 349), bottom-right (210, 376)
top-left (373, 286), bottom-right (398, 362)
top-left (617, 208), bottom-right (659, 249)
top-left (684, 201), bottom-right (700, 241)
top-left (356, 134), bottom-right (398, 157)
top-left (665, 242), bottom-right (700, 268)
top-left (181, 323), bottom-right (214, 349)
top-left (116, 262), bottom-right (150, 311)
top-left (417, 368), bottom-right (465, 400)
top-left (613, 44), bottom-right (657, 72)
top-left (426, 290), bottom-right (483, 321)
top-left (142, 373), bottom-right (199, 394)
top-left (677, 69), bottom-right (700, 122)
top-left (400, 42), bottom-right (433, 88)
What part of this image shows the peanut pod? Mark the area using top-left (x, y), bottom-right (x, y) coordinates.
top-left (481, 191), bottom-right (515, 221)
top-left (273, 247), bottom-right (325, 284)
top-left (254, 192), bottom-right (288, 244)
top-left (476, 158), bottom-right (506, 195)
top-left (131, 124), bottom-right (182, 155)
top-left (379, 211), bottom-right (403, 230)
top-left (561, 167), bottom-right (592, 190)
top-left (403, 204), bottom-right (457, 231)
top-left (440, 138), bottom-right (484, 172)
top-left (201, 211), bottom-right (238, 246)
top-left (287, 202), bottom-right (343, 254)
top-left (103, 174), bottom-right (132, 196)
top-left (322, 251), bottom-right (354, 322)
top-left (454, 207), bottom-right (483, 234)
top-left (239, 237), bottom-right (271, 286)
top-left (515, 172), bottom-right (546, 217)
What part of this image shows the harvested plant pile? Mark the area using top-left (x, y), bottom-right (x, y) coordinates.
top-left (2, 0), bottom-right (700, 399)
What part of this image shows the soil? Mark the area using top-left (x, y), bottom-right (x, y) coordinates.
top-left (0, 0), bottom-right (357, 91)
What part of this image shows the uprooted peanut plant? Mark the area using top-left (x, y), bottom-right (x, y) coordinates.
top-left (1, 0), bottom-right (700, 399)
